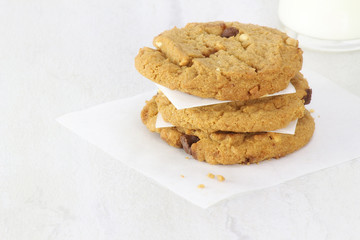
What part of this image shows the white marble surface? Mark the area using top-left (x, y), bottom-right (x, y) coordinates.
top-left (1, 0), bottom-right (360, 239)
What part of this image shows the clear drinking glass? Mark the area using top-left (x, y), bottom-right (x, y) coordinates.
top-left (278, 0), bottom-right (360, 52)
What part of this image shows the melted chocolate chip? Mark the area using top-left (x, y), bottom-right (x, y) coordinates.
top-left (221, 27), bottom-right (239, 38)
top-left (302, 88), bottom-right (312, 105)
top-left (180, 135), bottom-right (200, 155)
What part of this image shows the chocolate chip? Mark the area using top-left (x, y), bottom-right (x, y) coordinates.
top-left (302, 88), bottom-right (312, 105)
top-left (221, 27), bottom-right (239, 38)
top-left (180, 135), bottom-right (200, 155)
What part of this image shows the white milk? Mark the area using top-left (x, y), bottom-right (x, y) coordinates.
top-left (278, 0), bottom-right (360, 40)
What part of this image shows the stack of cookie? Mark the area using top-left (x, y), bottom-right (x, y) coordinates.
top-left (135, 21), bottom-right (315, 165)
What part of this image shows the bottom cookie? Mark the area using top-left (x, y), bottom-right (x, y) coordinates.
top-left (141, 96), bottom-right (315, 165)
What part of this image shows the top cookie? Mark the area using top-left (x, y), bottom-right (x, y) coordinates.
top-left (135, 21), bottom-right (303, 101)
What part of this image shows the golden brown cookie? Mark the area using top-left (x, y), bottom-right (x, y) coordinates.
top-left (140, 95), bottom-right (183, 148)
top-left (156, 73), bottom-right (311, 133)
top-left (135, 21), bottom-right (303, 101)
top-left (141, 97), bottom-right (315, 165)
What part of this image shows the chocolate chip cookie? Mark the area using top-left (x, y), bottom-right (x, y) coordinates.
top-left (156, 73), bottom-right (311, 133)
top-left (135, 21), bottom-right (303, 101)
top-left (141, 97), bottom-right (315, 165)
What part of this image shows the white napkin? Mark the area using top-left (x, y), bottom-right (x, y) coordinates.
top-left (57, 70), bottom-right (360, 208)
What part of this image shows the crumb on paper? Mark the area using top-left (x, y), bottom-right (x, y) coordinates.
top-left (180, 175), bottom-right (184, 178)
top-left (185, 156), bottom-right (190, 159)
top-left (318, 115), bottom-right (320, 118)
top-left (197, 184), bottom-right (205, 189)
top-left (310, 109), bottom-right (315, 113)
top-left (207, 173), bottom-right (215, 179)
top-left (217, 175), bottom-right (225, 182)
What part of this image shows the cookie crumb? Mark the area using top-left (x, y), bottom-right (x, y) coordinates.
top-left (310, 109), bottom-right (315, 113)
top-left (180, 175), bottom-right (184, 178)
top-left (249, 85), bottom-right (259, 95)
top-left (285, 37), bottom-right (298, 47)
top-left (217, 175), bottom-right (225, 182)
top-left (207, 173), bottom-right (215, 179)
top-left (239, 33), bottom-right (249, 42)
top-left (198, 184), bottom-right (205, 189)
top-left (270, 134), bottom-right (281, 143)
top-left (185, 156), bottom-right (190, 159)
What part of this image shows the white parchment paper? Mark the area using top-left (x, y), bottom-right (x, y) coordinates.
top-left (58, 70), bottom-right (360, 208)
top-left (156, 82), bottom-right (296, 109)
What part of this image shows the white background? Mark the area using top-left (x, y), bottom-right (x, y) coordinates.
top-left (1, 0), bottom-right (360, 239)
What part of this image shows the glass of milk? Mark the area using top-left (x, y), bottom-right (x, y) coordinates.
top-left (278, 0), bottom-right (360, 51)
